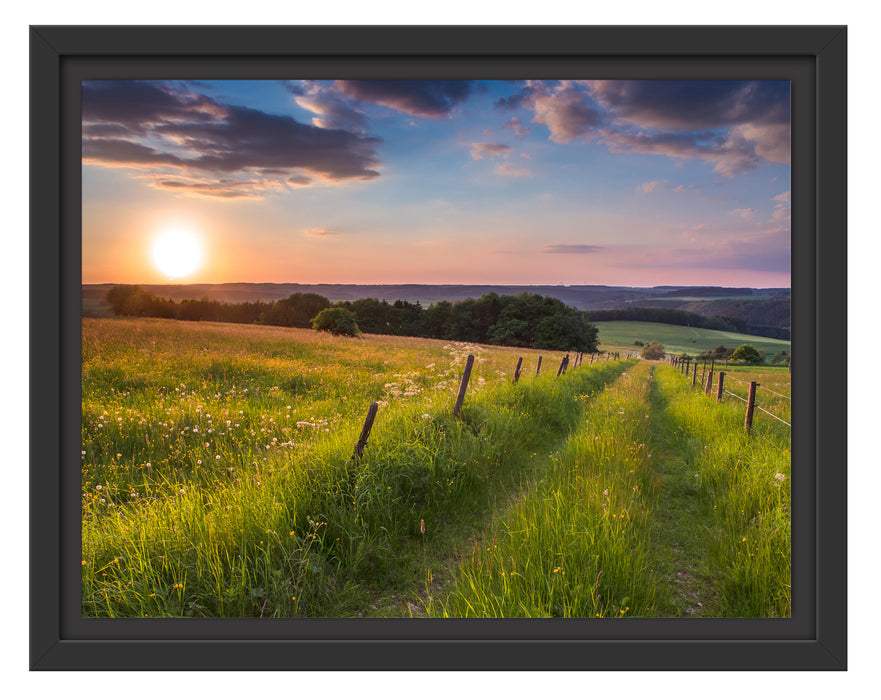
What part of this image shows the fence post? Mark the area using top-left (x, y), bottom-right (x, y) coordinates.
top-left (716, 371), bottom-right (725, 402)
top-left (352, 402), bottom-right (379, 460)
top-left (692, 361), bottom-right (698, 387)
top-left (705, 368), bottom-right (714, 395)
top-left (745, 381), bottom-right (758, 435)
top-left (453, 354), bottom-right (475, 418)
top-left (536, 355), bottom-right (542, 376)
top-left (513, 357), bottom-right (523, 383)
top-left (557, 355), bottom-right (567, 377)
top-left (685, 358), bottom-right (690, 377)
top-left (590, 353), bottom-right (595, 364)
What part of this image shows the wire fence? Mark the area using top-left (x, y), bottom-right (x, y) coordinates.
top-left (667, 355), bottom-right (791, 435)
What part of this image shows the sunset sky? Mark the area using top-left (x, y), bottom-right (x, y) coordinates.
top-left (82, 79), bottom-right (791, 287)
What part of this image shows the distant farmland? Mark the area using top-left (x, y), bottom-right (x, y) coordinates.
top-left (594, 321), bottom-right (791, 357)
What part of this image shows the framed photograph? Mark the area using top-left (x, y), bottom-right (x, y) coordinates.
top-left (30, 25), bottom-right (846, 670)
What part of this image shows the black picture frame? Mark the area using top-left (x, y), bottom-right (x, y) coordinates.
top-left (30, 25), bottom-right (846, 671)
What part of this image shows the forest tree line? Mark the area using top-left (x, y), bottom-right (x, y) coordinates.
top-left (104, 285), bottom-right (599, 352)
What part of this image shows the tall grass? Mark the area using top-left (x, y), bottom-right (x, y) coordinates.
top-left (653, 365), bottom-right (790, 616)
top-left (427, 361), bottom-right (654, 618)
top-left (82, 318), bottom-right (627, 617)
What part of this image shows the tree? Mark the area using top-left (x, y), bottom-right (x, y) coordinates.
top-left (729, 344), bottom-right (763, 364)
top-left (641, 340), bottom-right (665, 360)
top-left (311, 307), bottom-right (360, 336)
top-left (106, 284), bottom-right (151, 316)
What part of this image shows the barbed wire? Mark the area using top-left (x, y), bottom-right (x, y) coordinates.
top-left (757, 385), bottom-right (791, 401)
top-left (723, 390), bottom-right (748, 403)
top-left (755, 405), bottom-right (791, 427)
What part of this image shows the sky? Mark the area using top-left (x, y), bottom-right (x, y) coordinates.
top-left (82, 79), bottom-right (791, 287)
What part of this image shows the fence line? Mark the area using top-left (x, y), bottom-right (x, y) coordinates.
top-left (668, 355), bottom-right (790, 435)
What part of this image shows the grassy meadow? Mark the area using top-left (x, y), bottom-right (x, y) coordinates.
top-left (82, 317), bottom-right (790, 618)
top-left (593, 320), bottom-right (791, 357)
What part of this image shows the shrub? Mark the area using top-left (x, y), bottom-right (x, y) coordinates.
top-left (633, 340), bottom-right (644, 347)
top-left (641, 340), bottom-right (665, 360)
top-left (311, 307), bottom-right (361, 337)
top-left (729, 344), bottom-right (763, 364)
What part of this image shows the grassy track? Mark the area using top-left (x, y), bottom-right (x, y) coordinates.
top-left (651, 365), bottom-right (790, 616)
top-left (426, 362), bottom-right (657, 617)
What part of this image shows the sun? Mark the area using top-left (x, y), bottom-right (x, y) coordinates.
top-left (153, 230), bottom-right (202, 279)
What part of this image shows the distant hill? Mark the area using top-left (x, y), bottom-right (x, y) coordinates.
top-left (83, 282), bottom-right (788, 311)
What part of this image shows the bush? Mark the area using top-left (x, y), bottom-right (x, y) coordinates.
top-left (641, 340), bottom-right (665, 360)
top-left (729, 344), bottom-right (763, 364)
top-left (633, 340), bottom-right (644, 347)
top-left (311, 307), bottom-right (361, 337)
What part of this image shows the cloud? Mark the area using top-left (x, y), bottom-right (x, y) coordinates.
top-left (528, 82), bottom-right (605, 143)
top-left (500, 79), bottom-right (790, 176)
top-left (293, 93), bottom-right (367, 132)
top-left (153, 179), bottom-right (261, 199)
top-left (638, 180), bottom-right (701, 194)
top-left (286, 174), bottom-right (313, 187)
top-left (772, 190), bottom-right (791, 221)
top-left (502, 117), bottom-right (530, 138)
top-left (543, 244), bottom-right (604, 254)
top-left (332, 80), bottom-right (474, 118)
top-left (729, 208), bottom-right (758, 218)
top-left (637, 180), bottom-right (668, 193)
top-left (470, 143), bottom-right (512, 160)
top-left (494, 164), bottom-right (532, 177)
top-left (82, 80), bottom-right (382, 199)
top-left (304, 228), bottom-right (342, 237)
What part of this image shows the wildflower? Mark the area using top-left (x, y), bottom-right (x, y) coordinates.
top-left (420, 519), bottom-right (425, 534)
top-left (95, 485), bottom-right (102, 491)
top-left (421, 413), bottom-right (431, 420)
top-left (146, 462), bottom-right (151, 468)
top-left (774, 473), bottom-right (787, 482)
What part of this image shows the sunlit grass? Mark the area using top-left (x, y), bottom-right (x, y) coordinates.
top-left (82, 318), bottom-right (624, 617)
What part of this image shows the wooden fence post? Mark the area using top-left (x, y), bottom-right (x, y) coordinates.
top-left (536, 355), bottom-right (542, 376)
top-left (716, 371), bottom-right (725, 402)
top-left (352, 402), bottom-right (379, 460)
top-left (453, 354), bottom-right (475, 418)
top-left (692, 361), bottom-right (698, 387)
top-left (705, 368), bottom-right (714, 395)
top-left (513, 357), bottom-right (523, 382)
top-left (590, 353), bottom-right (595, 364)
top-left (557, 355), bottom-right (567, 377)
top-left (745, 381), bottom-right (758, 435)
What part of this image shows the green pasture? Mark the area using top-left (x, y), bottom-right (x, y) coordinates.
top-left (593, 320), bottom-right (791, 357)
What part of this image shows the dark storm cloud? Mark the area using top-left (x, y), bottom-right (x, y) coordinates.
top-left (81, 81), bottom-right (383, 197)
top-left (332, 80), bottom-right (475, 118)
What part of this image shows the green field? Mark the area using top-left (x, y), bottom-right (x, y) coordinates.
top-left (82, 318), bottom-right (790, 618)
top-left (594, 320), bottom-right (791, 357)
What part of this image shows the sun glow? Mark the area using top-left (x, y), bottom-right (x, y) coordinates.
top-left (152, 230), bottom-right (203, 279)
